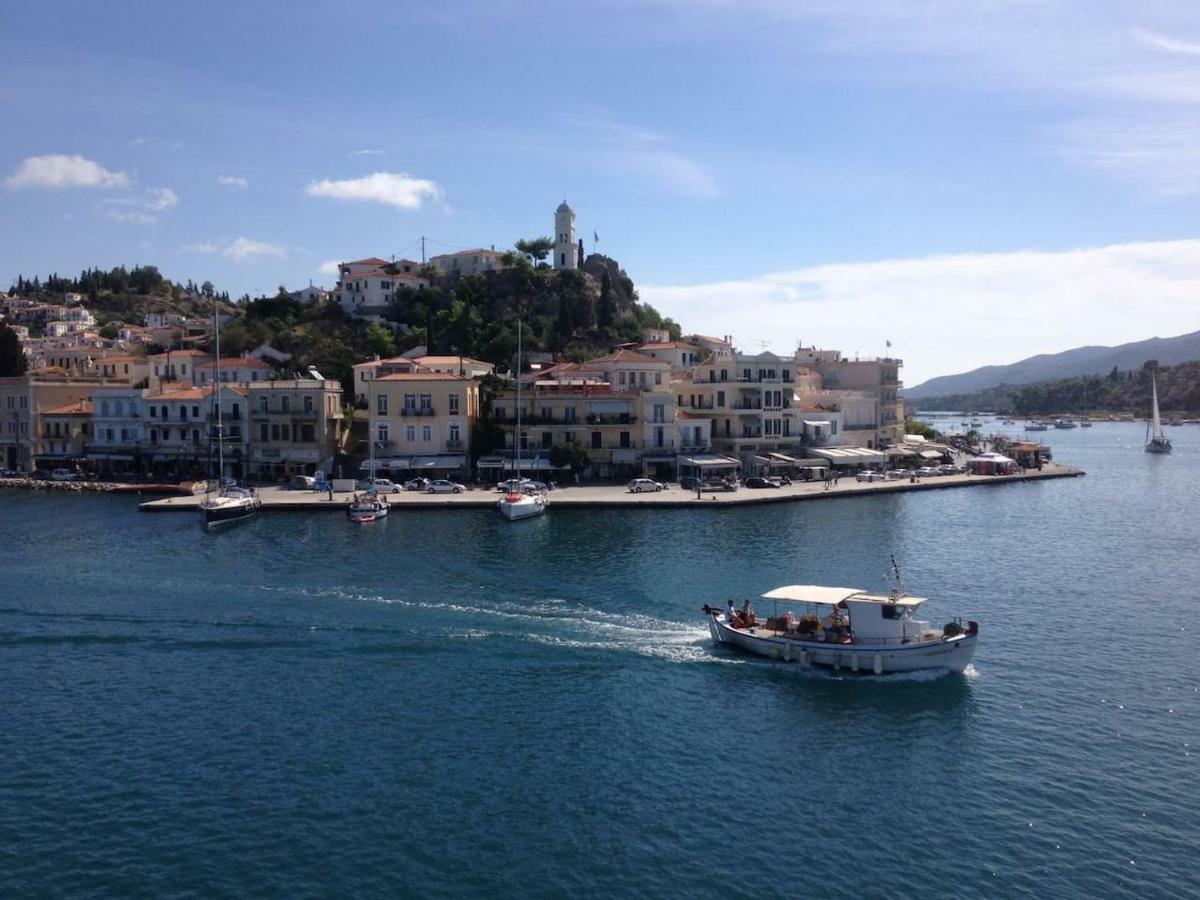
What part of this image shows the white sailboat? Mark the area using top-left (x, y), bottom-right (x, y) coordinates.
top-left (498, 321), bottom-right (547, 521)
top-left (199, 301), bottom-right (260, 528)
top-left (1145, 372), bottom-right (1172, 454)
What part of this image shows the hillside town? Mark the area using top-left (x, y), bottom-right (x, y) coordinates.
top-left (1, 203), bottom-right (907, 485)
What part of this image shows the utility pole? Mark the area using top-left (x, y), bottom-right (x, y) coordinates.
top-left (421, 236), bottom-right (426, 265)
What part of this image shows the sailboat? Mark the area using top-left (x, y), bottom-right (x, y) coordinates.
top-left (349, 379), bottom-right (389, 523)
top-left (200, 301), bottom-right (261, 527)
top-left (1145, 372), bottom-right (1172, 454)
top-left (498, 321), bottom-right (547, 521)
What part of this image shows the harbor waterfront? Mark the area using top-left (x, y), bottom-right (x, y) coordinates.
top-left (133, 461), bottom-right (1082, 512)
top-left (2, 421), bottom-right (1197, 898)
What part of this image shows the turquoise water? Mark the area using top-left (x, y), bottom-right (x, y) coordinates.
top-left (2, 422), bottom-right (1197, 897)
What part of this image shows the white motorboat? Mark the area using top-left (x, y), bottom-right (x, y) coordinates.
top-left (497, 320), bottom-right (547, 521)
top-left (348, 489), bottom-right (389, 522)
top-left (1054, 418), bottom-right (1076, 429)
top-left (1145, 373), bottom-right (1172, 454)
top-left (703, 577), bottom-right (978, 675)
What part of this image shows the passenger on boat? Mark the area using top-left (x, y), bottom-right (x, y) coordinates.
top-left (725, 599), bottom-right (736, 623)
top-left (739, 599), bottom-right (757, 627)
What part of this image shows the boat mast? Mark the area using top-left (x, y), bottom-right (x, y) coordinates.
top-left (214, 298), bottom-right (224, 482)
top-left (515, 319), bottom-right (522, 482)
top-left (1151, 372), bottom-right (1163, 440)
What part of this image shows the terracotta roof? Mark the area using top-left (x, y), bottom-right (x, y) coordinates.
top-left (149, 349), bottom-right (212, 358)
top-left (194, 356), bottom-right (271, 370)
top-left (688, 334), bottom-right (731, 345)
top-left (637, 342), bottom-right (700, 351)
top-left (584, 349), bottom-right (665, 365)
top-left (375, 372), bottom-right (468, 382)
top-left (42, 399), bottom-right (93, 415)
top-left (344, 257), bottom-right (390, 267)
top-left (414, 355), bottom-right (491, 367)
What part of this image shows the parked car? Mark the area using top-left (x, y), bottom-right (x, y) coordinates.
top-left (50, 468), bottom-right (78, 482)
top-left (886, 469), bottom-right (911, 480)
top-left (679, 476), bottom-right (703, 490)
top-left (937, 464), bottom-right (961, 475)
top-left (427, 479), bottom-right (466, 494)
top-left (0, 467), bottom-right (17, 478)
top-left (497, 478), bottom-right (533, 493)
top-left (744, 476), bottom-right (780, 489)
top-left (628, 477), bottom-right (664, 493)
top-left (915, 466), bottom-right (940, 477)
top-left (290, 474), bottom-right (316, 490)
top-left (404, 477), bottom-right (430, 492)
top-left (856, 471), bottom-right (886, 483)
top-left (360, 477), bottom-right (401, 493)
top-left (703, 478), bottom-right (738, 492)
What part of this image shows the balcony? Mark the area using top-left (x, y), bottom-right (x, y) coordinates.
top-left (731, 400), bottom-right (763, 410)
top-left (445, 439), bottom-right (464, 450)
top-left (686, 400), bottom-right (715, 410)
top-left (400, 407), bottom-right (436, 417)
top-left (586, 413), bottom-right (636, 425)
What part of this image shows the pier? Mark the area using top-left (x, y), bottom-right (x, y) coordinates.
top-left (136, 462), bottom-right (1083, 512)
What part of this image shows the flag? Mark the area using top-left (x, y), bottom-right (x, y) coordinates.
top-left (593, 230), bottom-right (599, 243)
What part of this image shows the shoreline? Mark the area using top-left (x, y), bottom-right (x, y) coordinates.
top-left (124, 462), bottom-right (1083, 513)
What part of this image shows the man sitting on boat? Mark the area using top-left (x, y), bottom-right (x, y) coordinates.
top-left (731, 599), bottom-right (757, 628)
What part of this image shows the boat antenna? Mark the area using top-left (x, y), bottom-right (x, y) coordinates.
top-left (885, 554), bottom-right (904, 600)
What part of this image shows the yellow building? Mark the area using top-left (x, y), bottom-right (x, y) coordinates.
top-left (0, 371), bottom-right (114, 472)
top-left (37, 398), bottom-right (93, 469)
top-left (369, 372), bottom-right (478, 477)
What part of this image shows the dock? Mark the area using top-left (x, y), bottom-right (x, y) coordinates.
top-left (137, 463), bottom-right (1084, 513)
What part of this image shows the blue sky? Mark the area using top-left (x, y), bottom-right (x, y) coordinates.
top-left (4, 1), bottom-right (1200, 384)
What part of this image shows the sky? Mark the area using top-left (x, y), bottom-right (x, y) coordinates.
top-left (3, 1), bottom-right (1200, 386)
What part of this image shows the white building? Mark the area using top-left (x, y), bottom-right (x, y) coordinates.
top-left (428, 248), bottom-right (509, 277)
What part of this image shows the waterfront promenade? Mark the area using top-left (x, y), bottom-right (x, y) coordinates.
top-left (136, 462), bottom-right (1082, 512)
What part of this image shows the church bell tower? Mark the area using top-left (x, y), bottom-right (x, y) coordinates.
top-left (553, 201), bottom-right (577, 270)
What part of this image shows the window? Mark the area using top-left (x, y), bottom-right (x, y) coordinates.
top-left (260, 396), bottom-right (269, 414)
top-left (565, 432), bottom-right (575, 444)
top-left (260, 424), bottom-right (269, 442)
top-left (108, 428), bottom-right (116, 442)
top-left (280, 425), bottom-right (290, 441)
top-left (448, 393), bottom-right (459, 414)
top-left (180, 407), bottom-right (187, 421)
top-left (150, 429), bottom-right (158, 444)
top-left (541, 406), bottom-right (552, 420)
top-left (419, 393), bottom-right (432, 412)
top-left (301, 424), bottom-right (314, 443)
top-left (591, 431), bottom-right (601, 449)
top-left (619, 431), bottom-right (630, 448)
top-left (449, 424), bottom-right (460, 444)
top-left (101, 400), bottom-right (110, 416)
top-left (404, 393), bottom-right (416, 412)
top-left (271, 424), bottom-right (280, 441)
top-left (281, 396), bottom-right (291, 413)
top-left (541, 432), bottom-right (552, 449)
top-left (377, 423), bottom-right (389, 443)
top-left (564, 407), bottom-right (576, 424)
top-left (619, 372), bottom-right (627, 385)
top-left (653, 404), bottom-right (665, 424)
top-left (303, 395), bottom-right (313, 414)
top-left (655, 372), bottom-right (662, 385)
top-left (192, 429), bottom-right (200, 445)
top-left (192, 405), bottom-right (200, 419)
top-left (376, 394), bottom-right (387, 415)
top-left (160, 405), bottom-right (167, 419)
top-left (655, 427), bottom-right (664, 448)
top-left (405, 425), bottom-right (415, 442)
top-left (422, 426), bottom-right (432, 442)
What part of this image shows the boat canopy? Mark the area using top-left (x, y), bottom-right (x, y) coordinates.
top-left (761, 585), bottom-right (927, 607)
top-left (761, 585), bottom-right (864, 605)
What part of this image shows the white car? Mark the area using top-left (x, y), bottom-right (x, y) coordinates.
top-left (628, 478), bottom-right (664, 493)
top-left (886, 469), bottom-right (910, 480)
top-left (360, 478), bottom-right (401, 493)
top-left (426, 479), bottom-right (466, 494)
top-left (916, 466), bottom-right (940, 478)
top-left (856, 471), bottom-right (886, 483)
top-left (937, 464), bottom-right (962, 475)
top-left (50, 468), bottom-right (79, 482)
top-left (403, 478), bottom-right (430, 492)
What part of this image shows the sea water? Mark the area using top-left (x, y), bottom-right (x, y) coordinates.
top-left (2, 421), bottom-right (1197, 897)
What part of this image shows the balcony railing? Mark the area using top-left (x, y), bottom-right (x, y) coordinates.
top-left (586, 413), bottom-right (636, 425)
top-left (445, 439), bottom-right (464, 450)
top-left (731, 400), bottom-right (763, 410)
top-left (400, 407), bottom-right (436, 417)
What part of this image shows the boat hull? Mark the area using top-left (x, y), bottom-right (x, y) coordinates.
top-left (707, 616), bottom-right (976, 674)
top-left (201, 499), bottom-right (259, 528)
top-left (498, 495), bottom-right (546, 520)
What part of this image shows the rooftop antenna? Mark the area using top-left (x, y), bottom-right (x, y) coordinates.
top-left (757, 339), bottom-right (771, 352)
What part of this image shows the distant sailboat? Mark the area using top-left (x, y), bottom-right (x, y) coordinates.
top-left (1145, 373), bottom-right (1172, 454)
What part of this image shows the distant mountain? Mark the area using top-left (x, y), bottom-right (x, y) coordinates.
top-left (906, 329), bottom-right (1200, 399)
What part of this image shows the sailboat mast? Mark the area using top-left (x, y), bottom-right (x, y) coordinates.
top-left (214, 299), bottom-right (223, 480)
top-left (515, 320), bottom-right (522, 481)
top-left (1151, 373), bottom-right (1163, 439)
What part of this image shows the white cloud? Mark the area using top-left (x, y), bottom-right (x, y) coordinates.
top-left (217, 175), bottom-right (249, 188)
top-left (102, 209), bottom-right (157, 225)
top-left (640, 239), bottom-right (1200, 386)
top-left (146, 187), bottom-right (178, 210)
top-left (305, 172), bottom-right (442, 209)
top-left (318, 260), bottom-right (341, 275)
top-left (98, 186), bottom-right (178, 224)
top-left (223, 237), bottom-right (287, 263)
top-left (349, 149), bottom-right (386, 156)
top-left (1133, 28), bottom-right (1200, 57)
top-left (185, 237), bottom-right (287, 262)
top-left (5, 154), bottom-right (130, 190)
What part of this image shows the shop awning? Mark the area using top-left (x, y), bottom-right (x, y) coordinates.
top-left (360, 457), bottom-right (410, 472)
top-left (477, 456), bottom-right (505, 469)
top-left (809, 447), bottom-right (888, 465)
top-left (411, 455), bottom-right (467, 470)
top-left (681, 454), bottom-right (740, 467)
top-left (802, 420), bottom-right (832, 427)
top-left (502, 458), bottom-right (557, 471)
top-left (919, 450), bottom-right (943, 460)
top-left (887, 447), bottom-right (919, 458)
top-left (768, 452), bottom-right (802, 463)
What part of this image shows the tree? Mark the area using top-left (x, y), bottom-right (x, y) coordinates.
top-left (597, 270), bottom-right (615, 329)
top-left (364, 322), bottom-right (397, 358)
top-left (515, 237), bottom-right (554, 266)
top-left (201, 281), bottom-right (215, 299)
top-left (0, 325), bottom-right (28, 376)
top-left (99, 323), bottom-right (119, 340)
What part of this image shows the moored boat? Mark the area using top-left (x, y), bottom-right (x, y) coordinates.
top-left (201, 484), bottom-right (261, 527)
top-left (1145, 373), bottom-right (1172, 454)
top-left (703, 580), bottom-right (977, 675)
top-left (498, 320), bottom-right (547, 521)
top-left (348, 489), bottom-right (389, 521)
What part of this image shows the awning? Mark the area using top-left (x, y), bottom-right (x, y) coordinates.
top-left (681, 454), bottom-right (740, 467)
top-left (761, 584), bottom-right (925, 607)
top-left (768, 452), bottom-right (801, 463)
top-left (502, 458), bottom-right (556, 471)
top-left (477, 456), bottom-right (505, 469)
top-left (410, 455), bottom-right (467, 470)
top-left (642, 453), bottom-right (677, 462)
top-left (919, 450), bottom-right (943, 460)
top-left (809, 447), bottom-right (888, 465)
top-left (361, 458), bottom-right (410, 472)
top-left (751, 455), bottom-right (773, 464)
top-left (887, 447), bottom-right (919, 458)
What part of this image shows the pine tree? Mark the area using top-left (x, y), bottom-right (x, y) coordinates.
top-left (0, 325), bottom-right (28, 376)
